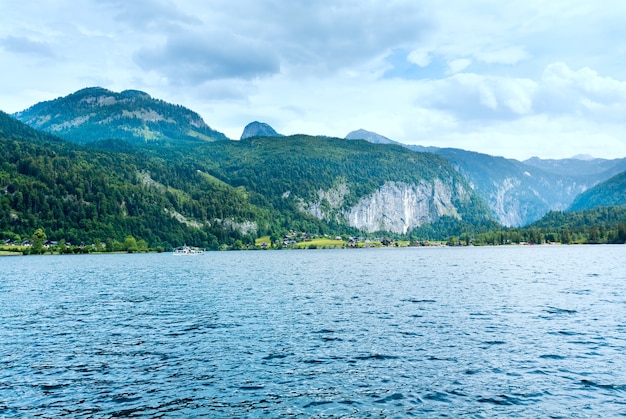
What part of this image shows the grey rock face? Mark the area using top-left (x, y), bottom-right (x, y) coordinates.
top-left (240, 121), bottom-right (283, 139)
top-left (297, 180), bottom-right (469, 234)
top-left (347, 180), bottom-right (463, 234)
top-left (345, 129), bottom-right (401, 145)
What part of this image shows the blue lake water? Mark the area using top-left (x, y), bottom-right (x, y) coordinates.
top-left (1, 245), bottom-right (625, 417)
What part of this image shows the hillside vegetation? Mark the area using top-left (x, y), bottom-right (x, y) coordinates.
top-left (0, 111), bottom-right (263, 249)
top-left (569, 171), bottom-right (626, 211)
top-left (4, 87), bottom-right (626, 251)
top-left (14, 87), bottom-right (228, 145)
top-left (195, 135), bottom-right (497, 234)
top-left (347, 130), bottom-right (616, 227)
top-left (1, 112), bottom-right (496, 249)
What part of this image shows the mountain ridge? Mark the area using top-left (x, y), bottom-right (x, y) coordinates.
top-left (568, 170), bottom-right (626, 211)
top-left (1, 110), bottom-right (497, 247)
top-left (13, 87), bottom-right (228, 145)
top-left (10, 90), bottom-right (626, 232)
top-left (523, 155), bottom-right (626, 178)
top-left (345, 129), bottom-right (625, 226)
top-left (345, 129), bottom-right (402, 145)
top-left (240, 121), bottom-right (284, 139)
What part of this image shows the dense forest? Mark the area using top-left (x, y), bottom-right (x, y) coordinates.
top-left (0, 111), bottom-right (264, 250)
top-left (187, 135), bottom-right (495, 227)
top-left (14, 87), bottom-right (228, 144)
top-left (1, 111), bottom-right (496, 250)
top-left (568, 171), bottom-right (626, 211)
top-left (2, 100), bottom-right (626, 252)
top-left (456, 206), bottom-right (626, 246)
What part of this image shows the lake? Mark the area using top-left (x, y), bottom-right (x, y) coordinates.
top-left (1, 245), bottom-right (625, 417)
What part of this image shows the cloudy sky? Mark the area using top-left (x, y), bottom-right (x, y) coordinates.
top-left (2, 0), bottom-right (626, 160)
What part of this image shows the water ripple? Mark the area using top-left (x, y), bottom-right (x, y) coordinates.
top-left (1, 246), bottom-right (626, 417)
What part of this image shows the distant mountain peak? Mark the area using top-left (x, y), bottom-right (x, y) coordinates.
top-left (56, 87), bottom-right (154, 107)
top-left (71, 86), bottom-right (111, 96)
top-left (345, 129), bottom-right (400, 145)
top-left (14, 87), bottom-right (228, 145)
top-left (571, 154), bottom-right (595, 161)
top-left (120, 89), bottom-right (152, 99)
top-left (240, 121), bottom-right (283, 139)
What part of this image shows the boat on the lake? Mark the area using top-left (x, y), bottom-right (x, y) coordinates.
top-left (173, 245), bottom-right (204, 256)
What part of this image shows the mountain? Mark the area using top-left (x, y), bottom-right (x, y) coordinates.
top-left (14, 87), bottom-right (624, 243)
top-left (13, 87), bottom-right (228, 145)
top-left (417, 147), bottom-right (593, 227)
top-left (201, 135), bottom-right (495, 236)
top-left (525, 205), bottom-right (626, 244)
top-left (240, 121), bottom-right (283, 139)
top-left (345, 129), bottom-right (402, 145)
top-left (346, 130), bottom-right (621, 226)
top-left (0, 109), bottom-right (496, 249)
top-left (0, 111), bottom-right (258, 249)
top-left (434, 151), bottom-right (626, 225)
top-left (568, 170), bottom-right (626, 211)
top-left (524, 156), bottom-right (626, 178)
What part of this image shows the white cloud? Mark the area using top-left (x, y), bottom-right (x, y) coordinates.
top-left (447, 58), bottom-right (472, 74)
top-left (542, 62), bottom-right (626, 102)
top-left (475, 46), bottom-right (529, 65)
top-left (0, 36), bottom-right (56, 59)
top-left (418, 73), bottom-right (536, 118)
top-left (407, 49), bottom-right (432, 67)
top-left (134, 30), bottom-right (281, 83)
top-left (2, 0), bottom-right (626, 160)
top-left (537, 62), bottom-right (626, 120)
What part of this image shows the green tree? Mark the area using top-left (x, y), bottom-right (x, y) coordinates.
top-left (123, 235), bottom-right (138, 252)
top-left (269, 233), bottom-right (280, 249)
top-left (618, 223), bottom-right (626, 243)
top-left (55, 238), bottom-right (69, 254)
top-left (31, 228), bottom-right (47, 254)
top-left (137, 239), bottom-right (149, 252)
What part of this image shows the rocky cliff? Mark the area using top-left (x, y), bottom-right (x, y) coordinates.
top-left (347, 180), bottom-right (467, 234)
top-left (297, 179), bottom-right (472, 234)
top-left (345, 129), bottom-right (402, 145)
top-left (408, 146), bottom-right (595, 226)
top-left (240, 121), bottom-right (283, 139)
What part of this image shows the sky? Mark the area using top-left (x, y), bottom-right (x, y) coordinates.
top-left (2, 0), bottom-right (626, 160)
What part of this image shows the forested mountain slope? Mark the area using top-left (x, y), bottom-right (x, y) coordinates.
top-left (526, 206), bottom-right (626, 244)
top-left (191, 135), bottom-right (497, 236)
top-left (344, 129), bottom-right (612, 226)
top-left (13, 87), bottom-right (228, 145)
top-left (14, 89), bottom-right (626, 232)
top-left (568, 170), bottom-right (626, 211)
top-left (524, 156), bottom-right (626, 178)
top-left (0, 111), bottom-right (264, 248)
top-left (0, 112), bottom-right (497, 248)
